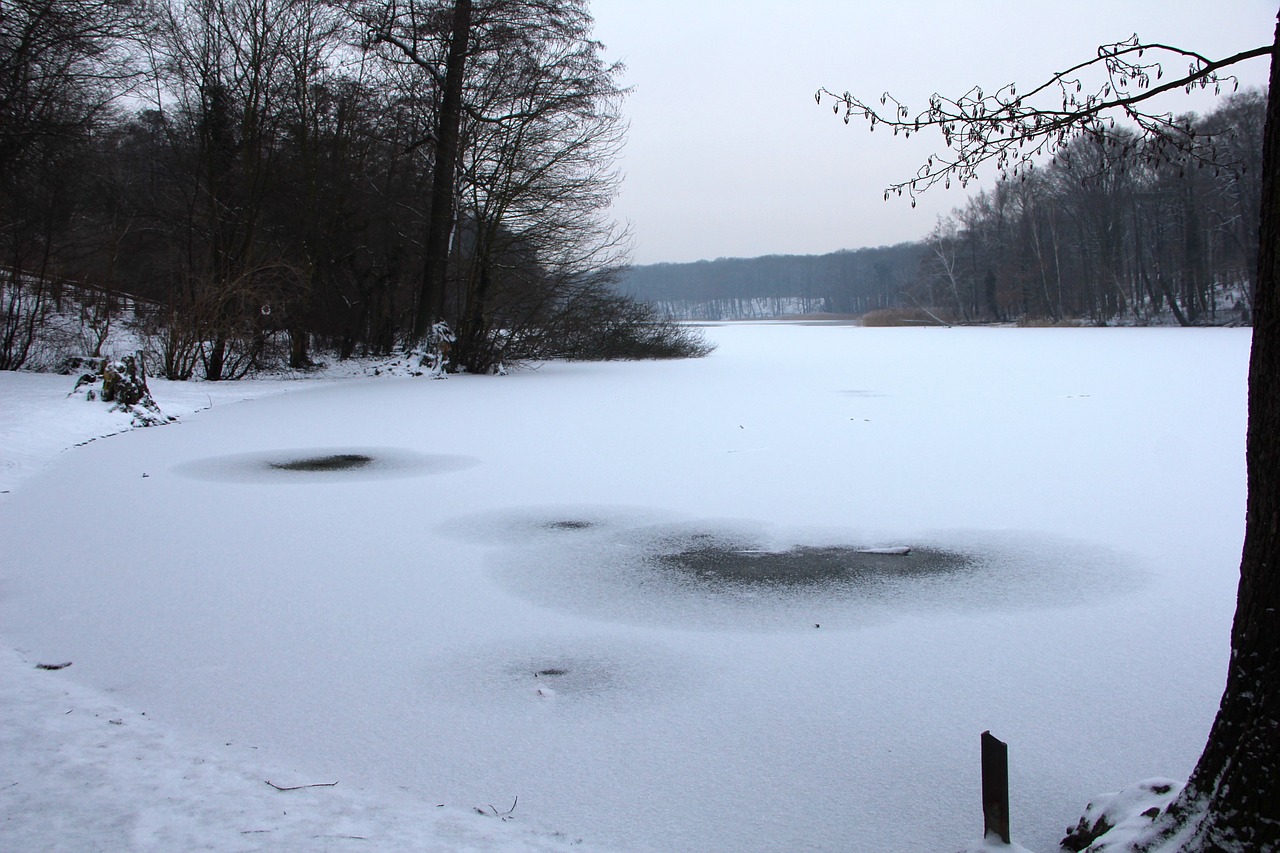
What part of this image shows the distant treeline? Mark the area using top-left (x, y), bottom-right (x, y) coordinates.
top-left (622, 90), bottom-right (1264, 326)
top-left (618, 244), bottom-right (922, 320)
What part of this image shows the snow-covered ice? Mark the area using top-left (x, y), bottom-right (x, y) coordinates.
top-left (0, 323), bottom-right (1251, 852)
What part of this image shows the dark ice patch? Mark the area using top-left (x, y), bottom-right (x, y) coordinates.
top-left (480, 514), bottom-right (1144, 632)
top-left (419, 637), bottom-right (690, 708)
top-left (173, 448), bottom-right (478, 483)
top-left (438, 505), bottom-right (677, 546)
top-left (654, 541), bottom-right (971, 588)
top-left (269, 453), bottom-right (374, 472)
top-left (546, 520), bottom-right (594, 531)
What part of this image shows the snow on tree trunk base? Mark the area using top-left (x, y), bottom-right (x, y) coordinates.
top-left (1060, 778), bottom-right (1182, 852)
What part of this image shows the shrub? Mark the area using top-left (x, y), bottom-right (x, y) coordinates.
top-left (857, 307), bottom-right (956, 327)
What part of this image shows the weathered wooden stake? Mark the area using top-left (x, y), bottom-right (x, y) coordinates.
top-left (981, 730), bottom-right (1011, 844)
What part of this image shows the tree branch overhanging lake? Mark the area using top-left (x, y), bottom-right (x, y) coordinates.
top-left (817, 35), bottom-right (1274, 204)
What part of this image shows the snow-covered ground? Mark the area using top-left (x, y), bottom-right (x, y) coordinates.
top-left (0, 323), bottom-right (1251, 852)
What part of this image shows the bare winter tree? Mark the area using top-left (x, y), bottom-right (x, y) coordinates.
top-left (352, 0), bottom-right (637, 367)
top-left (821, 17), bottom-right (1280, 851)
top-left (0, 0), bottom-right (144, 368)
top-left (448, 0), bottom-right (629, 371)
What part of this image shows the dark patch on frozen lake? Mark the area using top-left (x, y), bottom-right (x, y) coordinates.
top-left (655, 539), bottom-right (971, 588)
top-left (471, 510), bottom-right (1145, 632)
top-left (420, 636), bottom-right (689, 707)
top-left (269, 453), bottom-right (374, 472)
top-left (173, 447), bottom-right (479, 483)
top-left (440, 505), bottom-right (674, 546)
top-left (546, 520), bottom-right (595, 531)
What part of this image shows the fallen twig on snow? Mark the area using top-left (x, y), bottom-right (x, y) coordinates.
top-left (35, 661), bottom-right (72, 670)
top-left (264, 780), bottom-right (338, 791)
top-left (474, 796), bottom-right (518, 820)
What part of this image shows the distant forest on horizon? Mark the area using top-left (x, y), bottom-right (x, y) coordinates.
top-left (620, 90), bottom-right (1264, 327)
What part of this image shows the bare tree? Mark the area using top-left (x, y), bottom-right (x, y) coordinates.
top-left (354, 0), bottom-right (631, 367)
top-left (0, 0), bottom-right (143, 368)
top-left (822, 18), bottom-right (1280, 851)
top-left (145, 0), bottom-right (349, 378)
top-left (449, 1), bottom-right (628, 371)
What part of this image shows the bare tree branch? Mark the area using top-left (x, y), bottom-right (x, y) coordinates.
top-left (818, 36), bottom-right (1273, 203)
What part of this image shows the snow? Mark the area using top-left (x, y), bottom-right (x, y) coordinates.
top-left (955, 838), bottom-right (1038, 853)
top-left (0, 323), bottom-right (1252, 852)
top-left (0, 370), bottom-right (358, 495)
top-left (0, 646), bottom-right (591, 852)
top-left (1061, 778), bottom-right (1185, 852)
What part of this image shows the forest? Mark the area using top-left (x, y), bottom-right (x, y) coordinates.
top-left (622, 91), bottom-right (1264, 327)
top-left (0, 0), bottom-right (705, 378)
top-left (3, 0), bottom-right (1264, 386)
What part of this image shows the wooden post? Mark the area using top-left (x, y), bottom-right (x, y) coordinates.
top-left (981, 730), bottom-right (1011, 844)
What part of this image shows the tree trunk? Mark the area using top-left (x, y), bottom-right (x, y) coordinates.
top-left (206, 335), bottom-right (227, 381)
top-left (412, 0), bottom-right (471, 343)
top-left (1160, 13), bottom-right (1280, 849)
top-left (289, 327), bottom-right (310, 368)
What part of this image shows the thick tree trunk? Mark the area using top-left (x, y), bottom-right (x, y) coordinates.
top-left (412, 0), bottom-right (471, 343)
top-left (1160, 13), bottom-right (1280, 850)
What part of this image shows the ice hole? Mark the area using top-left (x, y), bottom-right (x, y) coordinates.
top-left (268, 453), bottom-right (374, 472)
top-left (546, 520), bottom-right (594, 531)
top-left (654, 542), bottom-right (972, 588)
top-left (483, 516), bottom-right (1144, 632)
top-left (173, 448), bottom-right (479, 483)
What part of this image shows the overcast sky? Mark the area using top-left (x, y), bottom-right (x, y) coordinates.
top-left (588, 1), bottom-right (1277, 265)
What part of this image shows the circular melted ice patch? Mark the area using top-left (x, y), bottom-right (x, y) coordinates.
top-left (481, 516), bottom-right (1143, 632)
top-left (173, 447), bottom-right (479, 483)
top-left (654, 541), bottom-right (971, 587)
top-left (419, 636), bottom-right (690, 709)
top-left (268, 453), bottom-right (374, 472)
top-left (439, 505), bottom-right (678, 546)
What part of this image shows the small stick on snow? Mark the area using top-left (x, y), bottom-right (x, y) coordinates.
top-left (35, 662), bottom-right (72, 670)
top-left (475, 797), bottom-right (519, 819)
top-left (856, 546), bottom-right (911, 556)
top-left (264, 780), bottom-right (338, 791)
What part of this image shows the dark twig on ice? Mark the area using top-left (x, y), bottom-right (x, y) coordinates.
top-left (35, 662), bottom-right (72, 670)
top-left (264, 780), bottom-right (338, 791)
top-left (475, 796), bottom-right (518, 820)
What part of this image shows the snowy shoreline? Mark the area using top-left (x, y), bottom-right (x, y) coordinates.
top-left (1, 368), bottom-right (597, 852)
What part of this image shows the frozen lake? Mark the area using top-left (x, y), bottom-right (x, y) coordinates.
top-left (0, 323), bottom-right (1251, 852)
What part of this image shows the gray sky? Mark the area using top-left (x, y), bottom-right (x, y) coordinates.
top-left (589, 1), bottom-right (1277, 264)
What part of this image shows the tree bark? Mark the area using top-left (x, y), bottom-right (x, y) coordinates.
top-left (412, 0), bottom-right (471, 343)
top-left (1161, 12), bottom-right (1280, 849)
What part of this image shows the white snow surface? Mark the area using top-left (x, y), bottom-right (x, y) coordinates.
top-left (0, 324), bottom-right (1251, 852)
